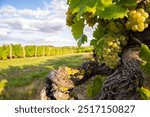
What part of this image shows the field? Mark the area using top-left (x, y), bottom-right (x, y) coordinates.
top-left (0, 53), bottom-right (91, 100)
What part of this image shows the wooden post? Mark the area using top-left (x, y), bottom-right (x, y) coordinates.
top-left (42, 47), bottom-right (45, 56)
top-left (35, 46), bottom-right (37, 57)
top-left (49, 47), bottom-right (50, 56)
top-left (9, 44), bottom-right (12, 59)
top-left (22, 46), bottom-right (26, 58)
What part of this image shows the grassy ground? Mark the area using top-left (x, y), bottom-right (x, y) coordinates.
top-left (0, 53), bottom-right (91, 100)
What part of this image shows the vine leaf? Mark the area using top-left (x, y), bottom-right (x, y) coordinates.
top-left (138, 87), bottom-right (150, 100)
top-left (90, 39), bottom-right (97, 46)
top-left (71, 19), bottom-right (84, 40)
top-left (93, 26), bottom-right (106, 39)
top-left (86, 75), bottom-right (105, 98)
top-left (70, 0), bottom-right (82, 9)
top-left (70, 0), bottom-right (98, 9)
top-left (146, 1), bottom-right (150, 14)
top-left (70, 0), bottom-right (98, 20)
top-left (77, 34), bottom-right (87, 47)
top-left (98, 4), bottom-right (128, 19)
top-left (116, 0), bottom-right (137, 7)
top-left (77, 6), bottom-right (96, 20)
top-left (140, 44), bottom-right (150, 77)
top-left (101, 0), bottom-right (112, 7)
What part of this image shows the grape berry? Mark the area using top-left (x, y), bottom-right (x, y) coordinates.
top-left (84, 12), bottom-right (97, 27)
top-left (101, 35), bottom-right (127, 69)
top-left (66, 8), bottom-right (75, 26)
top-left (126, 8), bottom-right (149, 32)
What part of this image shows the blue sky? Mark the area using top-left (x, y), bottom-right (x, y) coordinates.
top-left (0, 0), bottom-right (44, 9)
top-left (0, 0), bottom-right (92, 46)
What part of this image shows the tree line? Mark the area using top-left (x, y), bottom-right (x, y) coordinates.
top-left (0, 44), bottom-right (92, 60)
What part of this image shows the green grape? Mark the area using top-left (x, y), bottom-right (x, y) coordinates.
top-left (105, 48), bottom-right (111, 53)
top-left (132, 25), bottom-right (138, 31)
top-left (137, 16), bottom-right (146, 23)
top-left (112, 43), bottom-right (118, 48)
top-left (138, 23), bottom-right (145, 32)
top-left (66, 8), bottom-right (75, 26)
top-left (136, 12), bottom-right (142, 18)
top-left (125, 21), bottom-right (132, 30)
top-left (115, 22), bottom-right (124, 31)
top-left (133, 14), bottom-right (137, 19)
top-left (109, 22), bottom-right (119, 33)
top-left (137, 8), bottom-right (145, 14)
top-left (67, 0), bottom-right (71, 4)
top-left (102, 54), bottom-right (107, 58)
top-left (116, 41), bottom-right (121, 45)
top-left (138, 27), bottom-right (145, 32)
top-left (107, 41), bottom-right (113, 46)
top-left (142, 12), bottom-right (149, 18)
top-left (87, 16), bottom-right (97, 27)
top-left (107, 55), bottom-right (112, 59)
top-left (129, 10), bottom-right (136, 16)
top-left (115, 46), bottom-right (121, 53)
top-left (111, 55), bottom-right (116, 59)
top-left (126, 8), bottom-right (149, 32)
top-left (138, 23), bottom-right (144, 28)
top-left (144, 23), bottom-right (149, 28)
top-left (99, 34), bottom-right (127, 69)
top-left (119, 36), bottom-right (126, 41)
top-left (103, 47), bottom-right (107, 51)
top-left (84, 12), bottom-right (97, 27)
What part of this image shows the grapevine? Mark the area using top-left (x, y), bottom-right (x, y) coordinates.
top-left (41, 0), bottom-right (150, 100)
top-left (66, 0), bottom-right (150, 70)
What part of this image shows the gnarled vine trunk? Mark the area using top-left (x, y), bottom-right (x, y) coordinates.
top-left (40, 27), bottom-right (150, 100)
top-left (99, 47), bottom-right (145, 99)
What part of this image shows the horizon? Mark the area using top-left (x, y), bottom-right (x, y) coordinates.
top-left (0, 0), bottom-right (92, 47)
top-left (0, 43), bottom-right (91, 47)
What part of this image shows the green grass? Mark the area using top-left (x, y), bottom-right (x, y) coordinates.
top-left (0, 53), bottom-right (92, 99)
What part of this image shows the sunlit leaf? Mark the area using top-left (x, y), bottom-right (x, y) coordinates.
top-left (99, 4), bottom-right (128, 19)
top-left (71, 19), bottom-right (85, 40)
top-left (77, 34), bottom-right (88, 47)
top-left (140, 44), bottom-right (150, 77)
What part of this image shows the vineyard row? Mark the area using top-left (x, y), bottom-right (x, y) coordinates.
top-left (0, 44), bottom-right (92, 60)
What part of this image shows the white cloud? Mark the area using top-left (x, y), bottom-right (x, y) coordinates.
top-left (44, 0), bottom-right (67, 12)
top-left (18, 9), bottom-right (50, 18)
top-left (0, 28), bottom-right (11, 36)
top-left (0, 5), bottom-right (17, 16)
top-left (0, 0), bottom-right (91, 46)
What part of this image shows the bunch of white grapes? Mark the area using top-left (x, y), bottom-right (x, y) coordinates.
top-left (66, 8), bottom-right (75, 26)
top-left (101, 35), bottom-right (127, 69)
top-left (126, 8), bottom-right (149, 32)
top-left (84, 12), bottom-right (97, 27)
